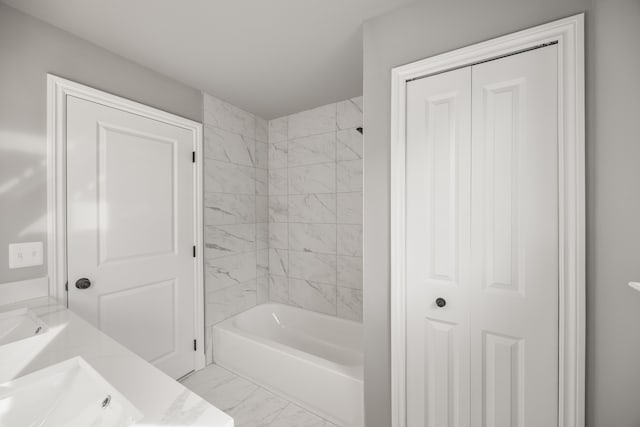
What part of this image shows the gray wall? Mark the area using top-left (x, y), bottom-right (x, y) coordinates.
top-left (586, 0), bottom-right (640, 425)
top-left (363, 0), bottom-right (640, 426)
top-left (0, 3), bottom-right (202, 285)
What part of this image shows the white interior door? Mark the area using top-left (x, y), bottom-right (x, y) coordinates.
top-left (406, 44), bottom-right (559, 426)
top-left (66, 95), bottom-right (197, 379)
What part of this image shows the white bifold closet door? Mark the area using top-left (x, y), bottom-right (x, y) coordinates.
top-left (406, 45), bottom-right (558, 426)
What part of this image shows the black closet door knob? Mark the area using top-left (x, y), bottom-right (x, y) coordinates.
top-left (435, 297), bottom-right (446, 308)
top-left (75, 278), bottom-right (91, 289)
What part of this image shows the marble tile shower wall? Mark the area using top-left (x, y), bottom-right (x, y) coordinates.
top-left (203, 93), bottom-right (269, 362)
top-left (267, 97), bottom-right (363, 322)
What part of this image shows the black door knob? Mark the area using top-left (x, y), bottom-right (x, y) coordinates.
top-left (435, 297), bottom-right (446, 308)
top-left (75, 278), bottom-right (91, 289)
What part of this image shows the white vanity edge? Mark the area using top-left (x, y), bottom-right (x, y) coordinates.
top-left (0, 297), bottom-right (233, 427)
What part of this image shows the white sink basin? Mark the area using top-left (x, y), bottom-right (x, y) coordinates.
top-left (0, 357), bottom-right (143, 426)
top-left (0, 308), bottom-right (49, 346)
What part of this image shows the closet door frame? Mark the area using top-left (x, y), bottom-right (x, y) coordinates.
top-left (390, 14), bottom-right (585, 427)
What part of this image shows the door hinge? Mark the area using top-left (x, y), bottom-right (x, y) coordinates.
top-left (193, 339), bottom-right (197, 351)
top-left (65, 281), bottom-right (68, 291)
top-left (193, 245), bottom-right (196, 258)
top-left (192, 151), bottom-right (196, 163)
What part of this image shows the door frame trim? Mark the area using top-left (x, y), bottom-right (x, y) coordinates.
top-left (390, 14), bottom-right (585, 427)
top-left (46, 74), bottom-right (206, 371)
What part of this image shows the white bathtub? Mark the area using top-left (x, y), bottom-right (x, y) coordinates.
top-left (212, 303), bottom-right (363, 426)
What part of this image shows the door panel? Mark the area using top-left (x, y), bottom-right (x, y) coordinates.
top-left (97, 124), bottom-right (177, 263)
top-left (482, 83), bottom-right (520, 292)
top-left (66, 96), bottom-right (196, 379)
top-left (406, 67), bottom-right (472, 427)
top-left (470, 45), bottom-right (558, 426)
top-left (98, 278), bottom-right (176, 363)
top-left (482, 332), bottom-right (524, 427)
top-left (423, 318), bottom-right (461, 427)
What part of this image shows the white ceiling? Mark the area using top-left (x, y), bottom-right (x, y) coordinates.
top-left (2, 0), bottom-right (412, 118)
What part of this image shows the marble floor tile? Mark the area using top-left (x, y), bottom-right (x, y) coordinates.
top-left (200, 376), bottom-right (259, 412)
top-left (268, 403), bottom-right (326, 427)
top-left (181, 364), bottom-right (337, 427)
top-left (180, 363), bottom-right (235, 394)
top-left (183, 365), bottom-right (259, 412)
top-left (228, 387), bottom-right (289, 426)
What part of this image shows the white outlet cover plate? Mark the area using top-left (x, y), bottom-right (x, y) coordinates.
top-left (8, 242), bottom-right (43, 269)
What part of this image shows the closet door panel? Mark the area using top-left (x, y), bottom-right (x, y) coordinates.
top-left (469, 45), bottom-right (559, 427)
top-left (406, 67), bottom-right (472, 427)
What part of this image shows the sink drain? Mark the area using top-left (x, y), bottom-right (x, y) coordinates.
top-left (102, 395), bottom-right (111, 409)
top-left (34, 326), bottom-right (42, 335)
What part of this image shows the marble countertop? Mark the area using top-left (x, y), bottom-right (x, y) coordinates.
top-left (0, 297), bottom-right (234, 427)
